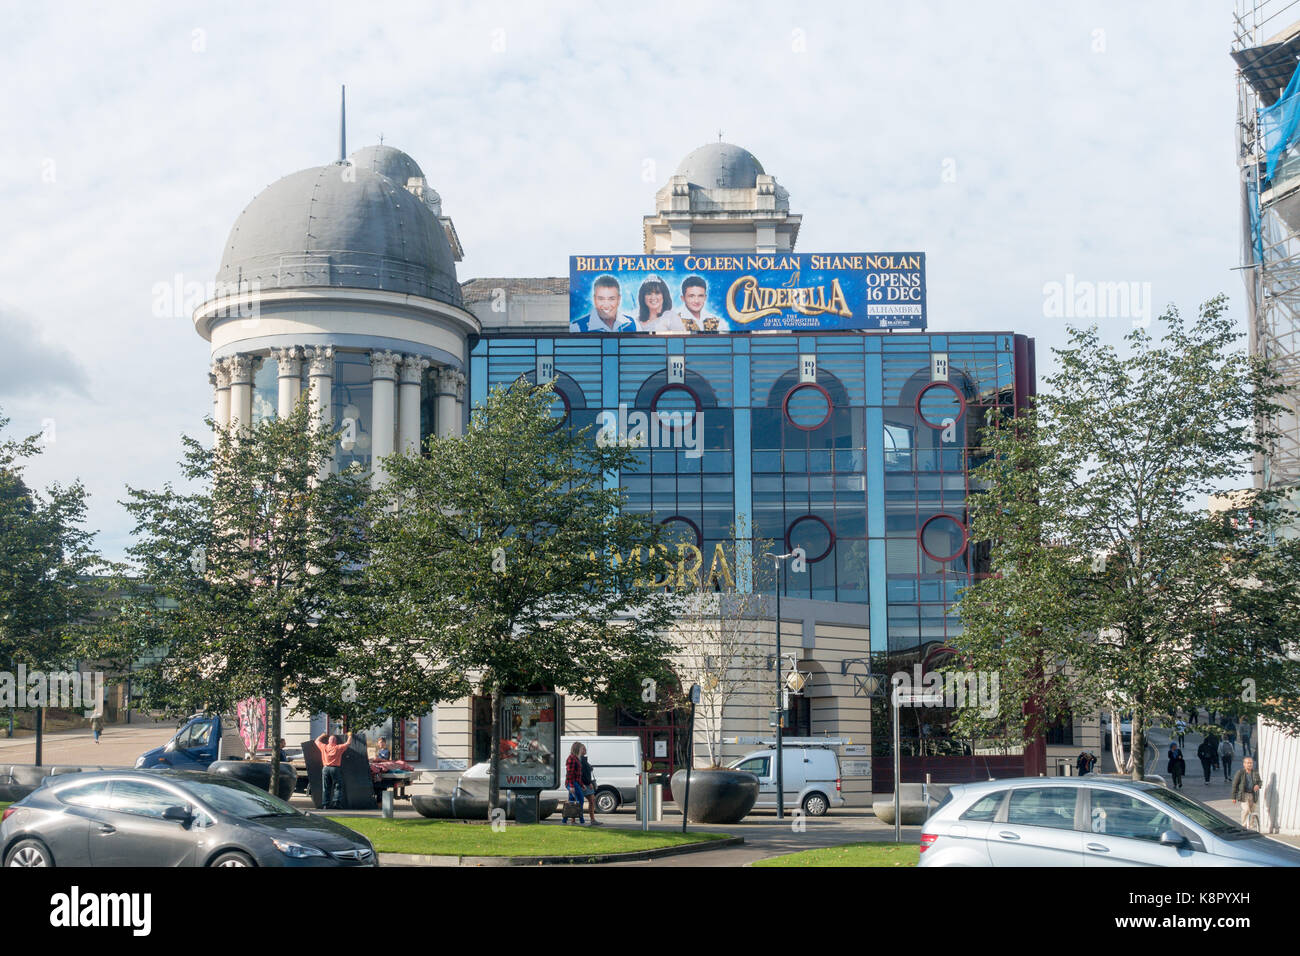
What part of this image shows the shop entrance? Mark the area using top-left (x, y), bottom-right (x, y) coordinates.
top-left (597, 682), bottom-right (691, 800)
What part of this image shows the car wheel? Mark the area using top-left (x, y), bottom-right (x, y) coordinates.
top-left (209, 851), bottom-right (255, 868)
top-left (595, 789), bottom-right (619, 814)
top-left (802, 792), bottom-right (829, 817)
top-left (6, 839), bottom-right (54, 867)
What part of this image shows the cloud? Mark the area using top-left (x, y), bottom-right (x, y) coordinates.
top-left (0, 1), bottom-right (1253, 558)
top-left (0, 309), bottom-right (90, 398)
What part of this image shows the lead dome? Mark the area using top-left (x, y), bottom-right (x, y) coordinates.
top-left (674, 142), bottom-right (766, 189)
top-left (215, 159), bottom-right (460, 305)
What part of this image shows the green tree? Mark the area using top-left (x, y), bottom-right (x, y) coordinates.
top-left (0, 410), bottom-right (105, 751)
top-left (364, 380), bottom-right (680, 809)
top-left (121, 401), bottom-right (370, 792)
top-left (952, 297), bottom-right (1300, 778)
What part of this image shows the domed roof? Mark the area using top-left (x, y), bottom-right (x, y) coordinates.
top-left (215, 163), bottom-right (460, 304)
top-left (675, 142), bottom-right (765, 189)
top-left (349, 144), bottom-right (425, 186)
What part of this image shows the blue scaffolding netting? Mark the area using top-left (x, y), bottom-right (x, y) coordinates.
top-left (1260, 59), bottom-right (1300, 182)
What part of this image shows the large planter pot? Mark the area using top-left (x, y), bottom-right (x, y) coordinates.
top-left (670, 768), bottom-right (759, 824)
top-left (209, 759), bottom-right (297, 801)
top-left (412, 789), bottom-right (560, 821)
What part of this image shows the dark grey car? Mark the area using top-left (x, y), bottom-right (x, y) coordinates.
top-left (0, 769), bottom-right (377, 867)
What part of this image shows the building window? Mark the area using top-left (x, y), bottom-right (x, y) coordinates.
top-left (1046, 711), bottom-right (1075, 747)
top-left (783, 383), bottom-right (833, 430)
top-left (332, 352), bottom-right (373, 474)
top-left (251, 357), bottom-right (277, 425)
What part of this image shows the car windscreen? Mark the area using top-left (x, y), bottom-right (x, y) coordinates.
top-left (1141, 787), bottom-right (1257, 840)
top-left (177, 777), bottom-right (299, 819)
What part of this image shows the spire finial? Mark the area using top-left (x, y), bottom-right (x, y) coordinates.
top-left (338, 85), bottom-right (347, 163)
top-left (718, 128), bottom-right (723, 142)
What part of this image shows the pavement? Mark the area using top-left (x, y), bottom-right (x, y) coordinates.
top-left (0, 719), bottom-right (177, 767)
top-left (1106, 724), bottom-right (1299, 848)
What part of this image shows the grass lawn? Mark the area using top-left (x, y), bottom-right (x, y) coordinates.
top-left (753, 842), bottom-right (919, 867)
top-left (327, 817), bottom-right (730, 858)
top-left (0, 802), bottom-right (9, 812)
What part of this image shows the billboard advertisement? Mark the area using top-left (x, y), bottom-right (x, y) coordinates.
top-left (569, 252), bottom-right (925, 333)
top-left (497, 693), bottom-right (560, 790)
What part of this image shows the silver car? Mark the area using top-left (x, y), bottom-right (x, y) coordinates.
top-left (1, 769), bottom-right (377, 867)
top-left (919, 776), bottom-right (1300, 867)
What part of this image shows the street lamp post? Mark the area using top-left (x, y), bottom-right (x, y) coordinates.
top-left (764, 550), bottom-right (798, 820)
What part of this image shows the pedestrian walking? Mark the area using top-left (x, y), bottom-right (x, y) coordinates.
top-left (1240, 721), bottom-right (1253, 759)
top-left (1219, 738), bottom-right (1235, 781)
top-left (1189, 708), bottom-right (1198, 727)
top-left (1076, 751), bottom-right (1090, 776)
top-left (1232, 757), bottom-right (1262, 830)
top-left (580, 743), bottom-right (600, 826)
top-left (314, 728), bottom-right (354, 809)
top-left (1175, 718), bottom-right (1186, 748)
top-left (1206, 730), bottom-right (1220, 770)
top-left (563, 741), bottom-right (586, 825)
top-left (1196, 739), bottom-right (1214, 784)
top-left (90, 713), bottom-right (104, 744)
top-left (1166, 744), bottom-right (1185, 790)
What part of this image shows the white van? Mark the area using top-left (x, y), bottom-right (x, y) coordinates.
top-left (728, 746), bottom-right (844, 816)
top-left (546, 736), bottom-right (643, 813)
top-left (463, 735), bottom-right (643, 814)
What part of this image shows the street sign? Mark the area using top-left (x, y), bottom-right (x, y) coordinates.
top-left (842, 759), bottom-right (871, 777)
top-left (894, 692), bottom-right (944, 706)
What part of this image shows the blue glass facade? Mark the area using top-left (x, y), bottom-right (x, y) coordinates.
top-left (472, 331), bottom-right (1033, 659)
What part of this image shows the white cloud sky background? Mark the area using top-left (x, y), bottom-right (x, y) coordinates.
top-left (0, 0), bottom-right (1249, 559)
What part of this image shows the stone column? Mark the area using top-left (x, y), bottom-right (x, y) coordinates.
top-left (306, 346), bottom-right (334, 430)
top-left (274, 346), bottom-right (303, 418)
top-left (212, 360), bottom-right (232, 440)
top-left (306, 346), bottom-right (334, 480)
top-left (435, 366), bottom-right (460, 438)
top-left (451, 369), bottom-right (466, 437)
top-left (227, 354), bottom-right (255, 435)
top-left (370, 350), bottom-right (401, 487)
top-left (399, 354), bottom-right (430, 454)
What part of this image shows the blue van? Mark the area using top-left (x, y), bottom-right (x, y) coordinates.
top-left (135, 714), bottom-right (243, 770)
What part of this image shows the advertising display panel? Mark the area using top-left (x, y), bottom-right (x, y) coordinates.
top-left (569, 252), bottom-right (926, 332)
top-left (497, 693), bottom-right (560, 790)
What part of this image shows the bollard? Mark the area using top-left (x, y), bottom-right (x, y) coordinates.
top-left (382, 789), bottom-right (394, 819)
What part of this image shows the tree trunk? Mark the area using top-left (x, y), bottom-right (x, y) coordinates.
top-left (1110, 709), bottom-right (1128, 774)
top-left (268, 678), bottom-right (282, 797)
top-left (486, 680), bottom-right (501, 812)
top-left (1130, 708), bottom-right (1145, 782)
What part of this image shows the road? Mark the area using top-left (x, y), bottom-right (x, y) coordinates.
top-left (0, 720), bottom-right (177, 767)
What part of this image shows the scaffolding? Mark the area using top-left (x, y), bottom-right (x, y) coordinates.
top-left (1234, 0), bottom-right (1300, 497)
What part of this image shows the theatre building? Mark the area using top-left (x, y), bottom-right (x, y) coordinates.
top-left (195, 139), bottom-right (1079, 801)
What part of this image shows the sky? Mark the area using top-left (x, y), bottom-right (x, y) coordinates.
top-left (0, 0), bottom-right (1255, 559)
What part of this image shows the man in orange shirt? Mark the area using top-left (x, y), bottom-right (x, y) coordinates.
top-left (314, 728), bottom-right (354, 809)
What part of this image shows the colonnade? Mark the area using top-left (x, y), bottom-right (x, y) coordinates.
top-left (210, 348), bottom-right (466, 479)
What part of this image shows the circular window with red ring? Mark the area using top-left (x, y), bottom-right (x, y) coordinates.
top-left (782, 383), bottom-right (833, 430)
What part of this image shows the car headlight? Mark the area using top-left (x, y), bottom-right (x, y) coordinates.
top-left (134, 756), bottom-right (146, 768)
top-left (271, 838), bottom-right (327, 859)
